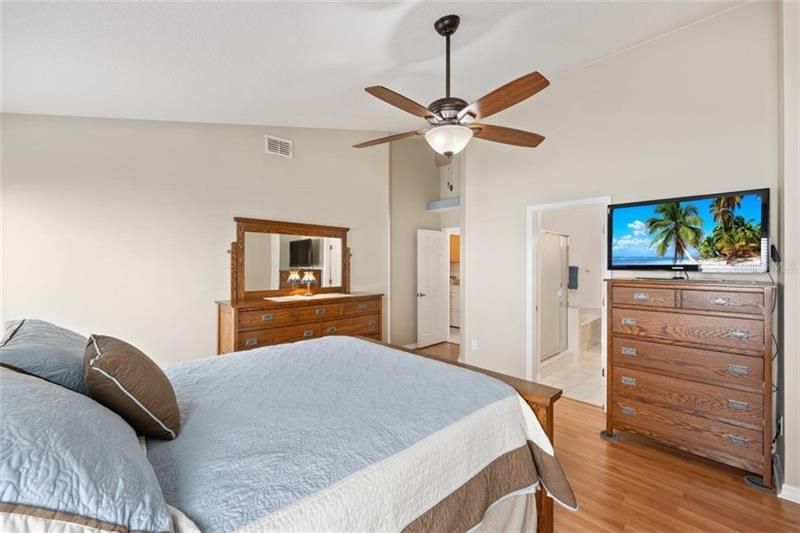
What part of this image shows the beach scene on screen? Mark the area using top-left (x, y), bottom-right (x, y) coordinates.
top-left (611, 192), bottom-right (766, 270)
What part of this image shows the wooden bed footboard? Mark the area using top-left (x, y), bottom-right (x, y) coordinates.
top-left (455, 363), bottom-right (561, 533)
top-left (375, 340), bottom-right (562, 533)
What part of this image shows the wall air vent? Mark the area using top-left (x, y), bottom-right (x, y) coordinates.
top-left (264, 135), bottom-right (293, 158)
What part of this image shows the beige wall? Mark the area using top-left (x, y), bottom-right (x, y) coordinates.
top-left (389, 139), bottom-right (441, 346)
top-left (462, 2), bottom-right (779, 379)
top-left (1, 114), bottom-right (390, 365)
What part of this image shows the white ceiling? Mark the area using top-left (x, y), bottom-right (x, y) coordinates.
top-left (2, 1), bottom-right (744, 132)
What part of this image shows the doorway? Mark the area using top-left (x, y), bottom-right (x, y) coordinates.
top-left (526, 197), bottom-right (610, 408)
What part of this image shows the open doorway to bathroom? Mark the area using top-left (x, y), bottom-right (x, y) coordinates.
top-left (444, 227), bottom-right (461, 345)
top-left (527, 197), bottom-right (609, 407)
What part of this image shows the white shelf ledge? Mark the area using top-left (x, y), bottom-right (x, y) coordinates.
top-left (426, 197), bottom-right (461, 212)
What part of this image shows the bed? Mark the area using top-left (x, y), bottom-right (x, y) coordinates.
top-left (147, 336), bottom-right (575, 532)
top-left (1, 325), bottom-right (575, 532)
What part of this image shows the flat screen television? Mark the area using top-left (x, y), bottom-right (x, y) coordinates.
top-left (608, 188), bottom-right (769, 273)
top-left (289, 238), bottom-right (313, 268)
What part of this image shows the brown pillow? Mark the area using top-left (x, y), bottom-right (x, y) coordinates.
top-left (84, 334), bottom-right (180, 440)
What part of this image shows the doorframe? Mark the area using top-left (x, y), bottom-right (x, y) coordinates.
top-left (525, 196), bottom-right (611, 402)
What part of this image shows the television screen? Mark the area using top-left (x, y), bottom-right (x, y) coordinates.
top-left (289, 239), bottom-right (313, 268)
top-left (608, 189), bottom-right (769, 272)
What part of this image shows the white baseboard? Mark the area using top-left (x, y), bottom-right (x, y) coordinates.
top-left (403, 343), bottom-right (418, 349)
top-left (779, 483), bottom-right (800, 504)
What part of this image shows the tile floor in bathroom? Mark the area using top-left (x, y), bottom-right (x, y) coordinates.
top-left (538, 344), bottom-right (604, 406)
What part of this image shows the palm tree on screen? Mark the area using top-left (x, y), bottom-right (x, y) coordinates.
top-left (645, 202), bottom-right (704, 264)
top-left (709, 195), bottom-right (743, 230)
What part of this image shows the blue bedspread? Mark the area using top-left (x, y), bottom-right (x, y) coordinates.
top-left (147, 336), bottom-right (515, 532)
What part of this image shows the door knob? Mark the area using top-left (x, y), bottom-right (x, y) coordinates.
top-left (417, 292), bottom-right (427, 297)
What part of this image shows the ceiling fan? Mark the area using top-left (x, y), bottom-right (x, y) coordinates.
top-left (353, 14), bottom-right (549, 166)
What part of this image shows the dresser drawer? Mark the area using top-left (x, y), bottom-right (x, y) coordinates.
top-left (612, 287), bottom-right (676, 308)
top-left (611, 398), bottom-right (763, 471)
top-left (343, 299), bottom-right (379, 316)
top-left (322, 315), bottom-right (380, 336)
top-left (296, 303), bottom-right (342, 321)
top-left (613, 368), bottom-right (763, 430)
top-left (238, 308), bottom-right (296, 330)
top-left (238, 324), bottom-right (320, 350)
top-left (681, 289), bottom-right (764, 315)
top-left (611, 337), bottom-right (764, 392)
top-left (612, 308), bottom-right (764, 351)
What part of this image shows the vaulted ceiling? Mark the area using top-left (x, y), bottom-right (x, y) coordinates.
top-left (2, 1), bottom-right (744, 131)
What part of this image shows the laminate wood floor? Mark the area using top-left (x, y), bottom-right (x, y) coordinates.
top-left (418, 342), bottom-right (460, 361)
top-left (551, 398), bottom-right (800, 532)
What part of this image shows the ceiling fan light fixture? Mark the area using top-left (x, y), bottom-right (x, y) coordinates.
top-left (424, 125), bottom-right (473, 155)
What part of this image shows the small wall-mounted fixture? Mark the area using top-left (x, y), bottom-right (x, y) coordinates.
top-left (265, 135), bottom-right (293, 158)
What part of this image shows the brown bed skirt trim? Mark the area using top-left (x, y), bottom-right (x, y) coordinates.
top-left (403, 443), bottom-right (537, 532)
top-left (0, 503), bottom-right (136, 532)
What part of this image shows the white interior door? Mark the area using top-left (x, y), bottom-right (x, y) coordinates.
top-left (539, 232), bottom-right (569, 360)
top-left (417, 229), bottom-right (448, 348)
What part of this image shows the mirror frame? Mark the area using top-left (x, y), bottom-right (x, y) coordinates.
top-left (230, 217), bottom-right (350, 302)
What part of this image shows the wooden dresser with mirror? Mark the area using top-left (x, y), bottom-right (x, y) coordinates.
top-left (217, 218), bottom-right (383, 354)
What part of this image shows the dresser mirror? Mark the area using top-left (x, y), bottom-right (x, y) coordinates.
top-left (231, 218), bottom-right (349, 302)
top-left (243, 232), bottom-right (343, 291)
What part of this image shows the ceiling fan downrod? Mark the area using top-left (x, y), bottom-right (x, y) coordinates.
top-left (434, 15), bottom-right (460, 100)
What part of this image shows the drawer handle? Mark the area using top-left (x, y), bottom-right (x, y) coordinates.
top-left (327, 326), bottom-right (337, 334)
top-left (727, 435), bottom-right (749, 448)
top-left (621, 346), bottom-right (637, 356)
top-left (727, 364), bottom-right (750, 375)
top-left (621, 376), bottom-right (637, 386)
top-left (357, 303), bottom-right (368, 311)
top-left (621, 406), bottom-right (636, 416)
top-left (315, 308), bottom-right (326, 316)
top-left (245, 338), bottom-right (257, 346)
top-left (303, 329), bottom-right (314, 337)
top-left (726, 329), bottom-right (750, 340)
top-left (368, 320), bottom-right (377, 327)
top-left (260, 313), bottom-right (273, 321)
top-left (621, 317), bottom-right (637, 326)
top-left (711, 296), bottom-right (730, 306)
top-left (633, 292), bottom-right (650, 301)
top-left (728, 399), bottom-right (750, 411)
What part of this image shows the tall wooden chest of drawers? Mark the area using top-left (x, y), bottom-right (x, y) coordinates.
top-left (606, 279), bottom-right (775, 487)
top-left (217, 293), bottom-right (383, 354)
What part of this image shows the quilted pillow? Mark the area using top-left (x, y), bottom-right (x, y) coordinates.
top-left (85, 334), bottom-right (181, 440)
top-left (0, 319), bottom-right (88, 394)
top-left (0, 366), bottom-right (173, 532)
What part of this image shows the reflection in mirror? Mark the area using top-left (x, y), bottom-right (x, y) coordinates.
top-left (244, 232), bottom-right (342, 292)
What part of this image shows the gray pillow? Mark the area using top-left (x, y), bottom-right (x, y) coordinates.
top-left (0, 319), bottom-right (88, 394)
top-left (0, 366), bottom-right (173, 532)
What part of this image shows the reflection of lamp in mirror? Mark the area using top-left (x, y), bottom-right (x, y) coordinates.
top-left (287, 270), bottom-right (302, 287)
top-left (301, 271), bottom-right (316, 296)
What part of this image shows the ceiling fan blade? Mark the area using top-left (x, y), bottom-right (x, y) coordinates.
top-left (434, 152), bottom-right (452, 167)
top-left (470, 124), bottom-right (545, 147)
top-left (353, 130), bottom-right (426, 148)
top-left (365, 86), bottom-right (437, 119)
top-left (458, 72), bottom-right (550, 123)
